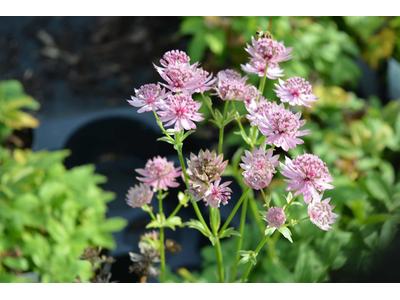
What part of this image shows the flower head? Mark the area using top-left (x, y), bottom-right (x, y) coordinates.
top-left (157, 94), bottom-right (204, 132)
top-left (240, 146), bottom-right (279, 190)
top-left (257, 103), bottom-right (311, 151)
top-left (214, 69), bottom-right (248, 101)
top-left (307, 193), bottom-right (339, 231)
top-left (125, 183), bottom-right (154, 208)
top-left (274, 77), bottom-right (318, 108)
top-left (241, 58), bottom-right (284, 79)
top-left (186, 149), bottom-right (228, 183)
top-left (265, 207), bottom-right (286, 228)
top-left (127, 83), bottom-right (168, 113)
top-left (204, 178), bottom-right (232, 208)
top-left (245, 37), bottom-right (293, 64)
top-left (280, 154), bottom-right (334, 204)
top-left (245, 97), bottom-right (274, 126)
top-left (242, 85), bottom-right (262, 104)
top-left (154, 50), bottom-right (215, 94)
top-left (136, 156), bottom-right (182, 191)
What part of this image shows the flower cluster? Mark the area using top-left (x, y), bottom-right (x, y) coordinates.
top-left (136, 156), bottom-right (182, 192)
top-left (241, 36), bottom-right (293, 79)
top-left (125, 184), bottom-right (154, 208)
top-left (274, 77), bottom-right (318, 108)
top-left (240, 146), bottom-right (279, 190)
top-left (307, 193), bottom-right (339, 231)
top-left (280, 153), bottom-right (334, 204)
top-left (247, 101), bottom-right (310, 151)
top-left (185, 149), bottom-right (231, 208)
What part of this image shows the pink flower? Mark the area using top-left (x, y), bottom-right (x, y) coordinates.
top-left (136, 156), bottom-right (182, 191)
top-left (242, 85), bottom-right (262, 104)
top-left (214, 69), bottom-right (248, 101)
top-left (245, 37), bottom-right (293, 64)
top-left (265, 207), bottom-right (286, 228)
top-left (245, 97), bottom-right (274, 127)
top-left (154, 50), bottom-right (215, 94)
top-left (241, 58), bottom-right (284, 79)
top-left (274, 77), bottom-right (318, 108)
top-left (280, 154), bottom-right (334, 204)
top-left (186, 149), bottom-right (228, 183)
top-left (240, 146), bottom-right (279, 190)
top-left (307, 193), bottom-right (339, 231)
top-left (257, 103), bottom-right (311, 151)
top-left (157, 94), bottom-right (204, 132)
top-left (127, 83), bottom-right (168, 113)
top-left (204, 178), bottom-right (232, 208)
top-left (126, 183), bottom-right (154, 208)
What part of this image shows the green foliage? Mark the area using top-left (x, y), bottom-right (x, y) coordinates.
top-left (0, 148), bottom-right (127, 282)
top-left (0, 80), bottom-right (40, 144)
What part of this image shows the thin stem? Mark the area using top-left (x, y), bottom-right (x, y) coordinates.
top-left (200, 92), bottom-right (216, 119)
top-left (218, 100), bottom-right (230, 155)
top-left (241, 234), bottom-right (270, 283)
top-left (214, 237), bottom-right (225, 283)
top-left (260, 188), bottom-right (269, 209)
top-left (230, 195), bottom-right (249, 282)
top-left (258, 61), bottom-right (269, 95)
top-left (249, 197), bottom-right (265, 235)
top-left (284, 195), bottom-right (296, 213)
top-left (167, 203), bottom-right (182, 220)
top-left (282, 216), bottom-right (310, 227)
top-left (231, 101), bottom-right (251, 146)
top-left (158, 189), bottom-right (166, 283)
top-left (153, 111), bottom-right (172, 138)
top-left (219, 187), bottom-right (251, 234)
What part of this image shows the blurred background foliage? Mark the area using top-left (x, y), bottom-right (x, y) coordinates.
top-left (171, 16), bottom-right (400, 283)
top-left (0, 80), bottom-right (127, 282)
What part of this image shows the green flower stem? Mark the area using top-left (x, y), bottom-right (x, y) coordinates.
top-left (282, 216), bottom-right (310, 227)
top-left (258, 61), bottom-right (269, 95)
top-left (260, 188), bottom-right (269, 209)
top-left (241, 234), bottom-right (270, 283)
top-left (144, 205), bottom-right (157, 221)
top-left (200, 92), bottom-right (216, 119)
top-left (249, 197), bottom-right (265, 235)
top-left (230, 195), bottom-right (249, 282)
top-left (231, 101), bottom-right (252, 146)
top-left (158, 189), bottom-right (166, 283)
top-left (218, 100), bottom-right (230, 155)
top-left (167, 203), bottom-right (182, 220)
top-left (153, 111), bottom-right (172, 138)
top-left (284, 195), bottom-right (297, 213)
top-left (210, 206), bottom-right (224, 283)
top-left (219, 187), bottom-right (251, 235)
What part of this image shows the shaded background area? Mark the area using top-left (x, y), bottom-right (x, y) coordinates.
top-left (1, 16), bottom-right (400, 283)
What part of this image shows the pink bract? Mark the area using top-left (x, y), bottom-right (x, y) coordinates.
top-left (308, 193), bottom-right (339, 231)
top-left (274, 77), bottom-right (318, 108)
top-left (125, 183), bottom-right (154, 208)
top-left (204, 178), bottom-right (232, 208)
top-left (127, 83), bottom-right (168, 113)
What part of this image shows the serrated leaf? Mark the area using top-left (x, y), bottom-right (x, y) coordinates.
top-left (278, 227), bottom-right (293, 243)
top-left (265, 227), bottom-right (276, 236)
top-left (237, 256), bottom-right (250, 267)
top-left (214, 109), bottom-right (223, 123)
top-left (209, 119), bottom-right (222, 129)
top-left (157, 136), bottom-right (176, 145)
top-left (146, 219), bottom-right (163, 229)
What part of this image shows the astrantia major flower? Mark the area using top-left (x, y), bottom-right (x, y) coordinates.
top-left (245, 37), bottom-right (293, 65)
top-left (127, 83), bottom-right (168, 113)
top-left (274, 77), bottom-right (318, 108)
top-left (157, 94), bottom-right (204, 132)
top-left (125, 183), bottom-right (154, 208)
top-left (136, 156), bottom-right (182, 192)
top-left (154, 50), bottom-right (215, 94)
top-left (186, 149), bottom-right (228, 184)
top-left (307, 193), bottom-right (339, 231)
top-left (280, 154), bottom-right (334, 204)
top-left (204, 178), bottom-right (232, 208)
top-left (214, 69), bottom-right (248, 101)
top-left (245, 97), bottom-right (274, 127)
top-left (242, 85), bottom-right (262, 104)
top-left (257, 103), bottom-right (311, 151)
top-left (265, 206), bottom-right (286, 228)
top-left (240, 146), bottom-right (279, 190)
top-left (241, 58), bottom-right (284, 79)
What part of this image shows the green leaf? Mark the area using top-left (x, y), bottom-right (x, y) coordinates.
top-left (278, 227), bottom-right (293, 243)
top-left (165, 216), bottom-right (183, 231)
top-left (204, 30), bottom-right (226, 55)
top-left (219, 227), bottom-right (241, 239)
top-left (47, 218), bottom-right (69, 243)
top-left (209, 235), bottom-right (218, 246)
top-left (214, 109), bottom-right (223, 123)
top-left (181, 130), bottom-right (196, 142)
top-left (379, 220), bottom-right (397, 250)
top-left (157, 136), bottom-right (176, 145)
top-left (178, 191), bottom-right (190, 207)
top-left (180, 17), bottom-right (204, 35)
top-left (265, 227), bottom-right (276, 236)
top-left (184, 219), bottom-right (211, 237)
top-left (99, 217), bottom-right (127, 232)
